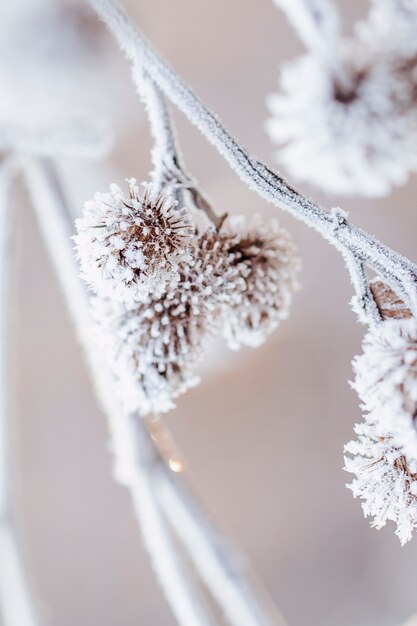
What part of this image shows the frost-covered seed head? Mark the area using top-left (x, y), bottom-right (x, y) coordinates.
top-left (345, 422), bottom-right (417, 545)
top-left (89, 216), bottom-right (299, 414)
top-left (352, 318), bottom-right (417, 461)
top-left (266, 18), bottom-right (417, 197)
top-left (75, 179), bottom-right (194, 304)
top-left (219, 216), bottom-right (301, 350)
top-left (90, 229), bottom-right (246, 415)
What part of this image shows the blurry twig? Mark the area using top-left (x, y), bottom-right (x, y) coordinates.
top-left (0, 156), bottom-right (42, 626)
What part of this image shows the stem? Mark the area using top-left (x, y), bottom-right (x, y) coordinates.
top-left (140, 74), bottom-right (223, 227)
top-left (0, 117), bottom-right (112, 159)
top-left (152, 451), bottom-right (288, 626)
top-left (22, 156), bottom-right (216, 626)
top-left (88, 0), bottom-right (417, 322)
top-left (0, 156), bottom-right (42, 626)
top-left (138, 73), bottom-right (183, 194)
top-left (272, 0), bottom-right (339, 56)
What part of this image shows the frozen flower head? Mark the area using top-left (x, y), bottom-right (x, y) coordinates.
top-left (89, 213), bottom-right (300, 414)
top-left (266, 20), bottom-right (417, 197)
top-left (352, 318), bottom-right (417, 461)
top-left (220, 216), bottom-right (300, 350)
top-left (91, 229), bottom-right (245, 415)
top-left (75, 179), bottom-right (194, 304)
top-left (345, 422), bottom-right (417, 545)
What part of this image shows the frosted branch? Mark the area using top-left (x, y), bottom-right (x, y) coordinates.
top-left (0, 117), bottom-right (112, 159)
top-left (153, 452), bottom-right (288, 626)
top-left (138, 73), bottom-right (222, 227)
top-left (88, 0), bottom-right (417, 324)
top-left (0, 156), bottom-right (42, 626)
top-left (23, 156), bottom-right (288, 626)
top-left (272, 0), bottom-right (340, 55)
top-left (346, 257), bottom-right (381, 326)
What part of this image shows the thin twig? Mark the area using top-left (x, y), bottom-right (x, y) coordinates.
top-left (140, 73), bottom-right (225, 228)
top-left (150, 441), bottom-right (288, 626)
top-left (272, 0), bottom-right (340, 55)
top-left (0, 156), bottom-right (42, 626)
top-left (22, 156), bottom-right (216, 626)
top-left (89, 0), bottom-right (417, 323)
top-left (272, 0), bottom-right (354, 91)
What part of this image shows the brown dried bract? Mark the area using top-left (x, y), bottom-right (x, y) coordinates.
top-left (370, 280), bottom-right (412, 320)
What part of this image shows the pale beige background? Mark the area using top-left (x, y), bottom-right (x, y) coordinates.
top-left (4, 1), bottom-right (417, 625)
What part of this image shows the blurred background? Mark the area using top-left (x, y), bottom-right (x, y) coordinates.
top-left (2, 0), bottom-right (417, 625)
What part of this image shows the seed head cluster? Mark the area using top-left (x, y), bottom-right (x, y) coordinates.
top-left (76, 183), bottom-right (300, 415)
top-left (345, 316), bottom-right (417, 544)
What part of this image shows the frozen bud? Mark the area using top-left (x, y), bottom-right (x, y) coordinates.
top-left (265, 14), bottom-right (417, 197)
top-left (352, 318), bottom-right (417, 461)
top-left (344, 422), bottom-right (417, 545)
top-left (75, 179), bottom-right (194, 304)
top-left (220, 217), bottom-right (300, 350)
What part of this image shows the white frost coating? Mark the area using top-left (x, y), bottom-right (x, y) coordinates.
top-left (221, 216), bottom-right (300, 350)
top-left (88, 0), bottom-right (417, 322)
top-left (157, 470), bottom-right (288, 626)
top-left (0, 117), bottom-right (112, 160)
top-left (106, 412), bottom-right (216, 626)
top-left (0, 529), bottom-right (41, 626)
top-left (352, 318), bottom-right (417, 461)
top-left (75, 178), bottom-right (193, 304)
top-left (267, 1), bottom-right (417, 197)
top-left (272, 0), bottom-right (340, 57)
top-left (90, 295), bottom-right (201, 415)
top-left (0, 157), bottom-right (42, 626)
top-left (90, 219), bottom-right (300, 414)
top-left (345, 422), bottom-right (417, 545)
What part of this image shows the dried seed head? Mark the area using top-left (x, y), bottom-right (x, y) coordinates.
top-left (345, 422), bottom-right (417, 545)
top-left (219, 217), bottom-right (301, 350)
top-left (266, 17), bottom-right (417, 197)
top-left (75, 178), bottom-right (194, 304)
top-left (89, 215), bottom-right (300, 414)
top-left (352, 318), bottom-right (417, 461)
top-left (90, 229), bottom-right (244, 414)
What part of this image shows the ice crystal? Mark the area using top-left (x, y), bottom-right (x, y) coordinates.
top-left (345, 422), bottom-right (417, 545)
top-left (352, 318), bottom-right (417, 461)
top-left (74, 179), bottom-right (193, 304)
top-left (266, 5), bottom-right (417, 197)
top-left (221, 216), bottom-right (300, 350)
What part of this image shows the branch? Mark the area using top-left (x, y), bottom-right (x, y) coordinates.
top-left (346, 257), bottom-right (382, 326)
top-left (0, 117), bottom-right (112, 160)
top-left (22, 156), bottom-right (288, 626)
top-left (88, 0), bottom-right (417, 323)
top-left (151, 444), bottom-right (288, 626)
top-left (139, 73), bottom-right (224, 228)
top-left (22, 157), bottom-right (216, 626)
top-left (0, 156), bottom-right (42, 626)
top-left (272, 0), bottom-right (340, 55)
